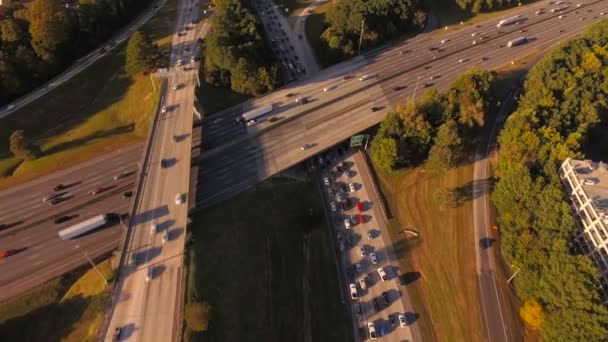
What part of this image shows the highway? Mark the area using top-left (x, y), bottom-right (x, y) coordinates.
top-left (195, 0), bottom-right (607, 207)
top-left (0, 0), bottom-right (168, 119)
top-left (103, 0), bottom-right (202, 340)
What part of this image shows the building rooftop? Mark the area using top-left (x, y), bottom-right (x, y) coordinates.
top-left (569, 159), bottom-right (608, 214)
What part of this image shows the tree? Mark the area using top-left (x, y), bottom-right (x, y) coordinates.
top-left (370, 137), bottom-right (398, 172)
top-left (9, 130), bottom-right (39, 160)
top-left (519, 299), bottom-right (544, 329)
top-left (426, 120), bottom-right (462, 174)
top-left (125, 31), bottom-right (160, 76)
top-left (27, 0), bottom-right (71, 62)
top-left (184, 302), bottom-right (212, 332)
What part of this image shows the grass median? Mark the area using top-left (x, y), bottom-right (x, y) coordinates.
top-left (0, 259), bottom-right (114, 342)
top-left (186, 177), bottom-right (352, 342)
top-left (0, 0), bottom-right (179, 190)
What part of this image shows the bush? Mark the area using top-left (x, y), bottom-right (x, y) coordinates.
top-left (184, 302), bottom-right (211, 332)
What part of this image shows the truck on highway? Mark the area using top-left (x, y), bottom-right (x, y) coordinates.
top-left (507, 37), bottom-right (527, 47)
top-left (496, 15), bottom-right (521, 27)
top-left (58, 214), bottom-right (110, 240)
top-left (236, 104), bottom-right (273, 124)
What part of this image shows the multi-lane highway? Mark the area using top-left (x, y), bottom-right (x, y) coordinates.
top-left (195, 0), bottom-right (607, 206)
top-left (0, 0), bottom-right (168, 119)
top-left (103, 0), bottom-right (202, 340)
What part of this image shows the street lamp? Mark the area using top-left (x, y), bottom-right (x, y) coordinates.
top-left (411, 76), bottom-right (422, 103)
top-left (507, 264), bottom-right (521, 283)
top-left (358, 19), bottom-right (366, 55)
top-left (75, 244), bottom-right (109, 286)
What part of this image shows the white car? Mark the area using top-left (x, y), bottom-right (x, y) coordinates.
top-left (348, 183), bottom-right (356, 192)
top-left (359, 246), bottom-right (366, 256)
top-left (162, 230), bottom-right (169, 243)
top-left (161, 106), bottom-right (167, 114)
top-left (301, 144), bottom-right (312, 150)
top-left (440, 39), bottom-right (448, 43)
top-left (344, 218), bottom-right (351, 229)
top-left (246, 119), bottom-right (258, 126)
top-left (584, 178), bottom-right (598, 185)
top-left (175, 193), bottom-right (185, 205)
top-left (172, 83), bottom-right (183, 90)
top-left (398, 314), bottom-right (407, 327)
top-left (323, 177), bottom-right (330, 186)
top-left (323, 85), bottom-right (335, 92)
top-left (330, 202), bottom-right (337, 212)
top-left (359, 74), bottom-right (370, 81)
top-left (177, 58), bottom-right (184, 65)
top-left (146, 268), bottom-right (153, 282)
top-left (349, 283), bottom-right (358, 299)
top-left (151, 223), bottom-right (158, 234)
top-left (377, 267), bottom-right (387, 281)
top-left (458, 58), bottom-right (466, 63)
top-left (358, 277), bottom-right (367, 291)
top-left (367, 231), bottom-right (373, 239)
top-left (370, 252), bottom-right (378, 264)
top-left (471, 32), bottom-right (477, 37)
top-left (368, 322), bottom-right (377, 340)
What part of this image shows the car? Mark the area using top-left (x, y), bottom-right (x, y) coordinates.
top-left (330, 202), bottom-right (337, 212)
top-left (348, 183), bottom-right (356, 192)
top-left (577, 3), bottom-right (582, 7)
top-left (49, 197), bottom-right (63, 206)
top-left (146, 267), bottom-right (153, 282)
top-left (349, 283), bottom-right (358, 299)
top-left (377, 267), bottom-right (388, 281)
top-left (358, 215), bottom-right (365, 225)
top-left (323, 177), bottom-right (330, 186)
top-left (323, 86), bottom-right (335, 92)
top-left (471, 32), bottom-right (477, 37)
top-left (359, 74), bottom-right (370, 81)
top-left (358, 277), bottom-right (367, 290)
top-left (53, 184), bottom-right (65, 191)
top-left (368, 322), bottom-right (378, 340)
top-left (382, 291), bottom-right (390, 305)
top-left (54, 216), bottom-right (72, 224)
top-left (344, 218), bottom-right (351, 229)
top-left (190, 56), bottom-right (196, 63)
top-left (177, 58), bottom-right (184, 65)
top-left (112, 327), bottom-right (122, 341)
top-left (472, 40), bottom-right (476, 45)
top-left (336, 192), bottom-right (344, 202)
top-left (175, 193), bottom-right (185, 205)
top-left (295, 96), bottom-right (307, 104)
top-left (357, 201), bottom-right (363, 212)
top-left (42, 193), bottom-right (61, 202)
top-left (458, 58), bottom-right (466, 63)
top-left (90, 187), bottom-right (104, 195)
top-left (122, 191), bottom-right (133, 198)
top-left (558, 15), bottom-right (564, 19)
top-left (359, 246), bottom-right (366, 256)
top-left (392, 86), bottom-right (404, 91)
top-left (161, 159), bottom-right (169, 167)
top-left (584, 178), bottom-right (598, 185)
top-left (172, 83), bottom-right (183, 90)
top-left (343, 75), bottom-right (353, 80)
top-left (371, 106), bottom-right (382, 112)
top-left (422, 83), bottom-right (431, 88)
top-left (328, 188), bottom-right (334, 197)
top-left (151, 223), bottom-right (158, 234)
top-left (161, 106), bottom-right (167, 114)
top-left (370, 252), bottom-right (378, 264)
top-left (113, 172), bottom-right (129, 180)
top-left (162, 230), bottom-right (169, 243)
top-left (301, 144), bottom-right (312, 150)
top-left (355, 262), bottom-right (362, 272)
top-left (367, 231), bottom-right (373, 239)
top-left (372, 297), bottom-right (381, 311)
top-left (440, 39), bottom-right (448, 43)
top-left (535, 9), bottom-right (543, 14)
top-left (398, 314), bottom-right (407, 327)
top-left (285, 92), bottom-right (295, 98)
top-left (246, 119), bottom-right (258, 126)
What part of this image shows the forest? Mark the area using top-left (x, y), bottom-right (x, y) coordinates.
top-left (201, 0), bottom-right (279, 96)
top-left (0, 0), bottom-right (149, 103)
top-left (492, 20), bottom-right (608, 340)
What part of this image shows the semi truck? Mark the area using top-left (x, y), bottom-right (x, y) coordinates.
top-left (236, 104), bottom-right (273, 124)
top-left (496, 15), bottom-right (521, 27)
top-left (507, 37), bottom-right (527, 47)
top-left (58, 214), bottom-right (110, 240)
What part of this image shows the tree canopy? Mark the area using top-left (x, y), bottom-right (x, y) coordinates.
top-left (0, 0), bottom-right (150, 104)
top-left (202, 0), bottom-right (278, 96)
top-left (492, 20), bottom-right (608, 339)
top-left (125, 31), bottom-right (160, 76)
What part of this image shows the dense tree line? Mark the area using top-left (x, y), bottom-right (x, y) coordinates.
top-left (319, 0), bottom-right (426, 64)
top-left (0, 0), bottom-right (149, 104)
top-left (492, 21), bottom-right (608, 339)
top-left (202, 0), bottom-right (278, 96)
top-left (370, 68), bottom-right (496, 173)
top-left (455, 0), bottom-right (521, 14)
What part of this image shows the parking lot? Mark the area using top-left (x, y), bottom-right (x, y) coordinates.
top-left (318, 148), bottom-right (420, 341)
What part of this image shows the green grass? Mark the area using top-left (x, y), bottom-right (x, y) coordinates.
top-left (196, 80), bottom-right (251, 116)
top-left (186, 177), bottom-right (352, 342)
top-left (304, 1), bottom-right (334, 67)
top-left (375, 163), bottom-right (483, 341)
top-left (0, 0), bottom-right (179, 190)
top-left (0, 260), bottom-right (113, 342)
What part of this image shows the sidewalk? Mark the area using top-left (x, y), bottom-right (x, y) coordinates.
top-left (353, 150), bottom-right (424, 342)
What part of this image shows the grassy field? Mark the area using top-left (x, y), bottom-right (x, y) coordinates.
top-left (0, 259), bottom-right (113, 342)
top-left (375, 163), bottom-right (483, 341)
top-left (186, 177), bottom-right (352, 342)
top-left (0, 0), bottom-right (179, 189)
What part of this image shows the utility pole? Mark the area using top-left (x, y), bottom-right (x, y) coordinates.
top-left (75, 244), bottom-right (109, 286)
top-left (507, 264), bottom-right (521, 283)
top-left (358, 18), bottom-right (366, 55)
top-left (364, 134), bottom-right (370, 150)
top-left (411, 76), bottom-right (421, 103)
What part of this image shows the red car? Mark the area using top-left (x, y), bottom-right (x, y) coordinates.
top-left (0, 250), bottom-right (13, 259)
top-left (357, 201), bottom-right (363, 212)
top-left (359, 215), bottom-right (365, 225)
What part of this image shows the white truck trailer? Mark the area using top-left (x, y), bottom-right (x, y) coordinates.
top-left (58, 214), bottom-right (110, 240)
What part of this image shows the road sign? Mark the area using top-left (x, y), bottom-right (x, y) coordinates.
top-left (350, 134), bottom-right (366, 147)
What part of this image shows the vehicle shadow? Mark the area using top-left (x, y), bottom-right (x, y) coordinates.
top-left (168, 227), bottom-right (184, 241)
top-left (132, 205), bottom-right (170, 225)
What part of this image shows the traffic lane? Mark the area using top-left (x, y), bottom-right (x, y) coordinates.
top-left (201, 1), bottom-right (604, 150)
top-left (0, 144), bottom-right (141, 224)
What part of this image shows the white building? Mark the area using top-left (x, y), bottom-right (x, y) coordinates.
top-left (559, 158), bottom-right (608, 297)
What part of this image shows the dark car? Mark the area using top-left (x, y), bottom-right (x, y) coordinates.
top-left (49, 197), bottom-right (63, 206)
top-left (54, 216), bottom-right (72, 224)
top-left (161, 159), bottom-right (169, 167)
top-left (112, 327), bottom-right (122, 341)
top-left (422, 83), bottom-right (432, 88)
top-left (53, 184), bottom-right (65, 191)
top-left (373, 297), bottom-right (381, 311)
top-left (382, 291), bottom-right (390, 306)
top-left (371, 107), bottom-right (382, 112)
top-left (392, 85), bottom-right (405, 92)
top-left (343, 75), bottom-right (353, 80)
top-left (123, 191), bottom-right (133, 199)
